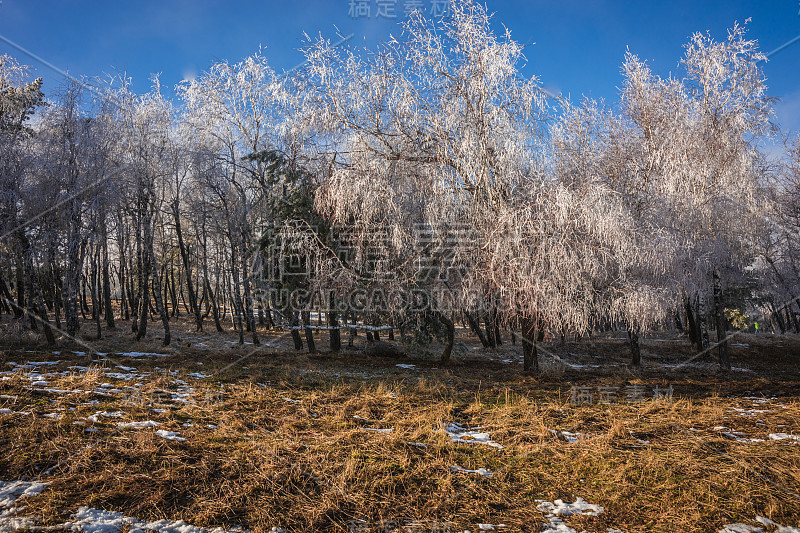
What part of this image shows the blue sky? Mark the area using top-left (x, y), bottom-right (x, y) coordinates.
top-left (1, 1), bottom-right (799, 134)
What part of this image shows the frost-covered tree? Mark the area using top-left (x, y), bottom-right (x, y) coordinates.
top-left (620, 22), bottom-right (772, 369)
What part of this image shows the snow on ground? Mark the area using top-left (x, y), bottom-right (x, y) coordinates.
top-left (395, 364), bottom-right (416, 369)
top-left (768, 433), bottom-right (800, 442)
top-left (117, 420), bottom-right (161, 429)
top-left (719, 515), bottom-right (800, 532)
top-left (535, 497), bottom-right (605, 533)
top-left (720, 431), bottom-right (765, 444)
top-left (87, 411), bottom-right (126, 423)
top-left (1, 480), bottom-right (276, 533)
top-left (155, 430), bottom-right (187, 442)
top-left (64, 506), bottom-right (256, 533)
top-left (443, 422), bottom-right (504, 450)
top-left (0, 480), bottom-right (49, 531)
top-left (0, 409), bottom-right (31, 416)
top-left (450, 465), bottom-right (493, 477)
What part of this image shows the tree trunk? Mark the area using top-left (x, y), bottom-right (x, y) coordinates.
top-left (150, 245), bottom-right (170, 347)
top-left (695, 294), bottom-right (709, 351)
top-left (89, 244), bottom-right (101, 339)
top-left (15, 252), bottom-right (25, 319)
top-left (302, 309), bottom-right (316, 353)
top-left (289, 308), bottom-right (303, 350)
top-left (484, 313), bottom-right (496, 348)
top-left (436, 311), bottom-right (455, 365)
top-left (465, 311), bottom-right (489, 347)
top-left (241, 239), bottom-right (259, 345)
top-left (102, 224), bottom-right (115, 328)
top-left (329, 292), bottom-right (341, 352)
top-left (173, 200), bottom-right (202, 331)
top-left (628, 330), bottom-right (641, 367)
top-left (522, 317), bottom-right (538, 373)
top-left (685, 298), bottom-right (699, 347)
top-left (22, 241), bottom-right (55, 345)
top-left (205, 276), bottom-right (224, 332)
top-left (712, 271), bottom-right (730, 370)
top-left (135, 217), bottom-right (149, 340)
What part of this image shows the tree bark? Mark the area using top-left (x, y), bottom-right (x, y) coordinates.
top-left (173, 200), bottom-right (202, 330)
top-left (522, 317), bottom-right (538, 373)
top-left (465, 311), bottom-right (490, 347)
top-left (329, 292), bottom-right (341, 352)
top-left (436, 311), bottom-right (455, 365)
top-left (628, 330), bottom-right (641, 367)
top-left (712, 271), bottom-right (730, 371)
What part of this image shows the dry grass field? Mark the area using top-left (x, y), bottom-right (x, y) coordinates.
top-left (1, 317), bottom-right (799, 533)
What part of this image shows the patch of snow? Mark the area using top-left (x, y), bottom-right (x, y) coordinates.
top-left (768, 433), bottom-right (800, 442)
top-left (721, 432), bottom-right (765, 444)
top-left (443, 422), bottom-right (504, 450)
top-left (719, 525), bottom-right (764, 533)
top-left (450, 465), bottom-right (493, 477)
top-left (730, 408), bottom-right (771, 416)
top-left (155, 430), bottom-right (186, 442)
top-left (536, 497), bottom-right (604, 533)
top-left (87, 411), bottom-right (125, 423)
top-left (536, 498), bottom-right (603, 517)
top-left (395, 364), bottom-right (416, 369)
top-left (117, 421), bottom-right (160, 429)
top-left (0, 409), bottom-right (31, 416)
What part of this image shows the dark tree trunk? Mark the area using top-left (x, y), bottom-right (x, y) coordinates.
top-left (712, 271), bottom-right (730, 371)
top-left (492, 309), bottom-right (502, 346)
top-left (695, 295), bottom-right (709, 351)
top-left (328, 292), bottom-right (341, 352)
top-left (484, 313), bottom-right (496, 348)
top-left (174, 199), bottom-right (202, 331)
top-left (289, 309), bottom-right (303, 350)
top-left (89, 244), bottom-right (101, 339)
top-left (435, 311), bottom-right (455, 365)
top-left (135, 217), bottom-right (149, 340)
top-left (674, 307), bottom-right (683, 333)
top-left (15, 253), bottom-right (25, 319)
top-left (685, 298), bottom-right (699, 347)
top-left (22, 240), bottom-right (55, 345)
top-left (628, 330), bottom-right (641, 367)
top-left (205, 277), bottom-right (223, 332)
top-left (150, 246), bottom-right (170, 347)
top-left (465, 311), bottom-right (490, 347)
top-left (522, 317), bottom-right (538, 373)
top-left (302, 309), bottom-right (316, 353)
top-left (102, 225), bottom-right (115, 328)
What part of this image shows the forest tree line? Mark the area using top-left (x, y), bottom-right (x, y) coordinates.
top-left (2, 1), bottom-right (800, 371)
